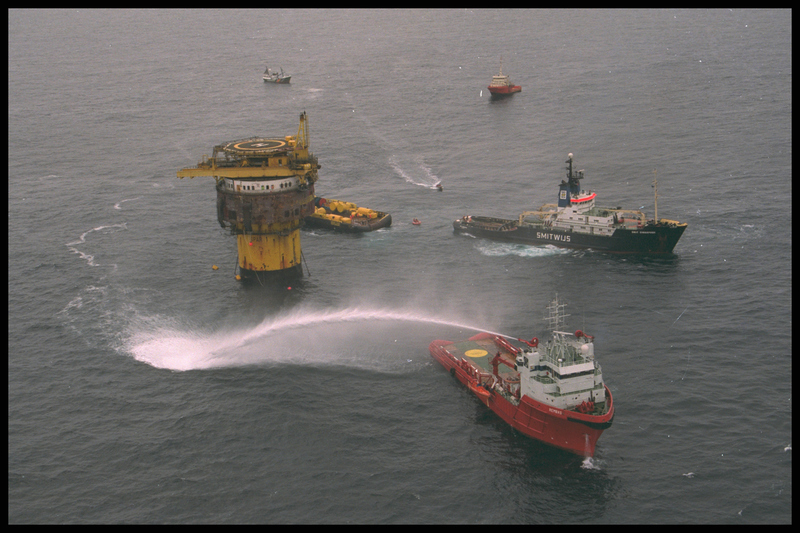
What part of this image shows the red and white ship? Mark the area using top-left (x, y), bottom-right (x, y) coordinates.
top-left (487, 58), bottom-right (521, 96)
top-left (429, 297), bottom-right (614, 456)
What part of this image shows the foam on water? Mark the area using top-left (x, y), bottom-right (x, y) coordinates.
top-left (65, 223), bottom-right (127, 267)
top-left (475, 241), bottom-right (572, 258)
top-left (580, 457), bottom-right (602, 471)
top-left (113, 197), bottom-right (140, 210)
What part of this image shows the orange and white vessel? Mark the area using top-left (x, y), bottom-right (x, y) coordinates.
top-left (429, 297), bottom-right (614, 457)
top-left (487, 57), bottom-right (521, 96)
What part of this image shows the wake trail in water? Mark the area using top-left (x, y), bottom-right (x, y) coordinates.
top-left (126, 306), bottom-right (515, 372)
top-left (389, 154), bottom-right (441, 189)
top-left (66, 223), bottom-right (127, 267)
top-left (114, 197), bottom-right (140, 210)
top-left (342, 92), bottom-right (440, 189)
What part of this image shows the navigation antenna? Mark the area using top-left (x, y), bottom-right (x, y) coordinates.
top-left (545, 295), bottom-right (570, 333)
top-left (653, 170), bottom-right (659, 222)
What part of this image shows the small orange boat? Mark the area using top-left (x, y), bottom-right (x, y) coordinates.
top-left (467, 380), bottom-right (491, 406)
top-left (412, 218), bottom-right (421, 225)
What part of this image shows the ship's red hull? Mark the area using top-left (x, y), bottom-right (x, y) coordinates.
top-left (429, 338), bottom-right (614, 457)
top-left (487, 85), bottom-right (521, 95)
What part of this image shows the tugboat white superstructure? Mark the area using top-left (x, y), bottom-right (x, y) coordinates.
top-left (429, 296), bottom-right (614, 457)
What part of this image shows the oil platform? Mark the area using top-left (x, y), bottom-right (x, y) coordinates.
top-left (178, 112), bottom-right (319, 280)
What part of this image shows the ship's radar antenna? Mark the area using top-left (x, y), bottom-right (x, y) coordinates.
top-left (566, 153), bottom-right (575, 181)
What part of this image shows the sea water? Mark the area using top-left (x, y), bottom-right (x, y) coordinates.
top-left (9, 9), bottom-right (791, 523)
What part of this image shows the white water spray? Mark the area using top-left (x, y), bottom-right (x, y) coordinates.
top-left (127, 306), bottom-right (516, 372)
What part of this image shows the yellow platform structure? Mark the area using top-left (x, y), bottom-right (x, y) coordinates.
top-left (178, 112), bottom-right (319, 280)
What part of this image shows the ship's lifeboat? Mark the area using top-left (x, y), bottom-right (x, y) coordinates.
top-left (467, 380), bottom-right (491, 406)
top-left (412, 218), bottom-right (421, 225)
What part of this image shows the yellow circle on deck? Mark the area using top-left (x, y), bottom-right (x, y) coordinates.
top-left (465, 349), bottom-right (488, 358)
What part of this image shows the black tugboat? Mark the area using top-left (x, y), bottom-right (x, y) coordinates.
top-left (453, 154), bottom-right (687, 254)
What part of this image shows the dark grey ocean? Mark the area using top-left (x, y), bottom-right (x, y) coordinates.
top-left (8, 9), bottom-right (791, 524)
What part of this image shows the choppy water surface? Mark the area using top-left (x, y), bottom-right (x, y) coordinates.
top-left (9, 9), bottom-right (791, 523)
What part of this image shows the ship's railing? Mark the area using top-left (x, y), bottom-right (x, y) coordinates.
top-left (656, 218), bottom-right (684, 226)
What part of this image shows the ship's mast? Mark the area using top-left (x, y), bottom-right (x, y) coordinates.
top-left (653, 170), bottom-right (659, 222)
top-left (545, 295), bottom-right (570, 333)
top-left (566, 153), bottom-right (573, 180)
top-left (565, 153), bottom-right (584, 194)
